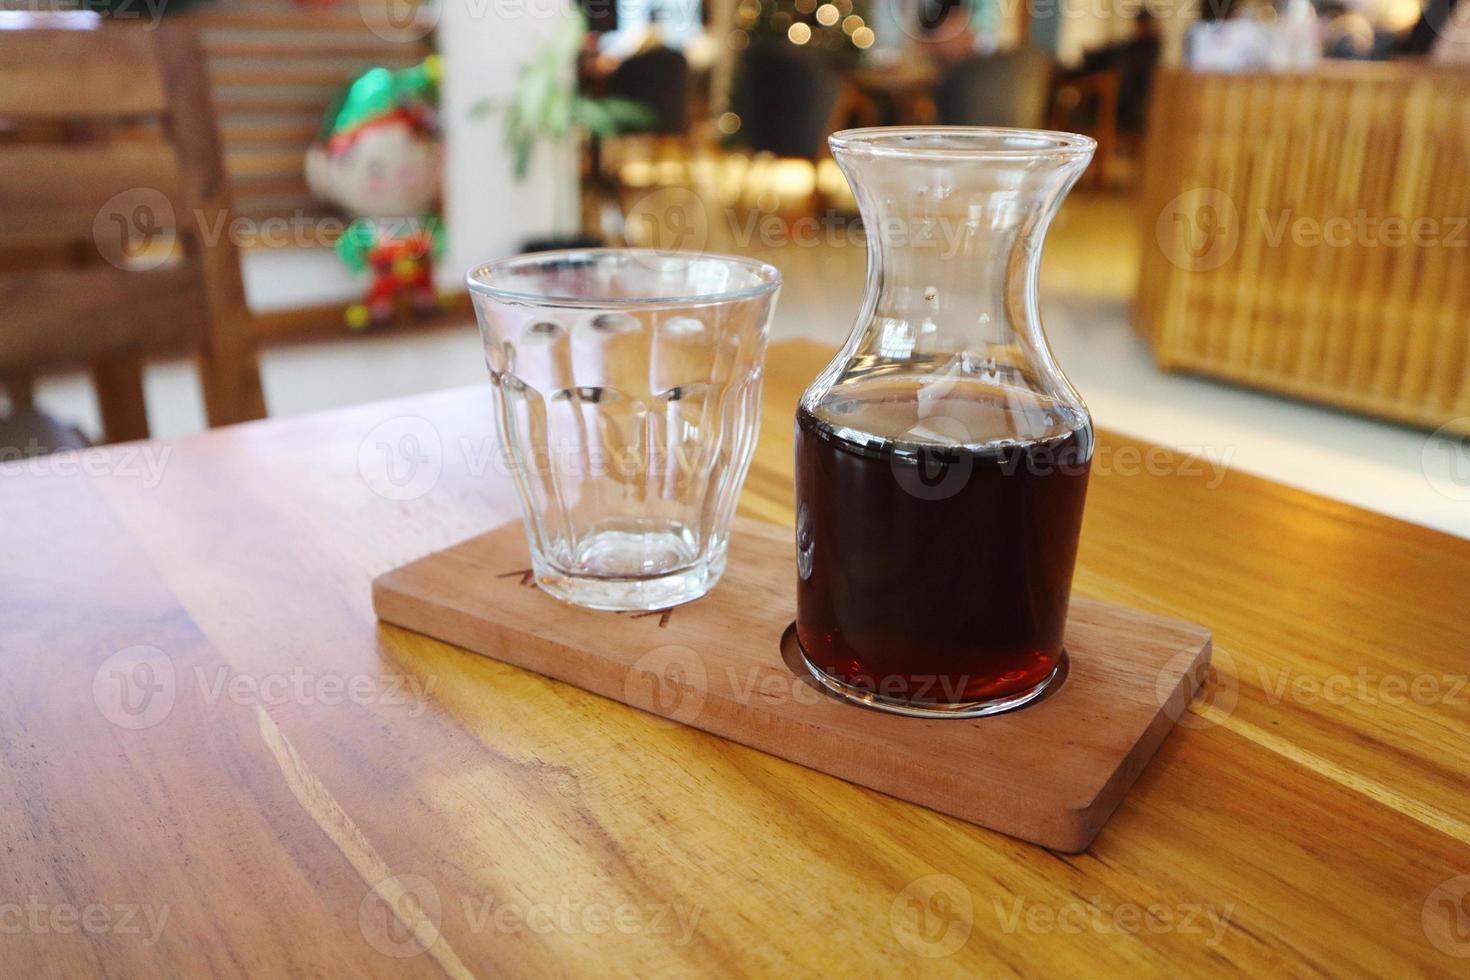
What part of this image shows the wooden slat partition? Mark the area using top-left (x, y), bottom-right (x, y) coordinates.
top-left (1137, 63), bottom-right (1470, 432)
top-left (179, 0), bottom-right (432, 225)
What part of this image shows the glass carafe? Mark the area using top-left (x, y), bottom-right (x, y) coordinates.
top-left (795, 127), bottom-right (1096, 718)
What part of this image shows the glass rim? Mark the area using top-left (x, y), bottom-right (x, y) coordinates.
top-left (466, 248), bottom-right (783, 309)
top-left (829, 126), bottom-right (1097, 161)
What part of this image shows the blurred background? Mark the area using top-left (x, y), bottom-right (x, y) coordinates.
top-left (1, 0), bottom-right (1467, 535)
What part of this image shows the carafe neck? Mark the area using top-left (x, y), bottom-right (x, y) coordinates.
top-left (830, 128), bottom-right (1093, 390)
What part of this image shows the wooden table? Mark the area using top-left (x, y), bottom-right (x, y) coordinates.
top-left (4, 340), bottom-right (1468, 976)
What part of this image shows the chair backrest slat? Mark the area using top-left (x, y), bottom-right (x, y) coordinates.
top-left (0, 26), bottom-right (167, 118)
top-left (0, 262), bottom-right (207, 372)
top-left (0, 141), bottom-right (185, 249)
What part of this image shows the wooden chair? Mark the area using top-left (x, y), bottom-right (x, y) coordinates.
top-left (600, 45), bottom-right (699, 189)
top-left (1048, 69), bottom-right (1120, 188)
top-left (932, 48), bottom-right (1055, 130)
top-left (0, 14), bottom-right (265, 445)
top-left (733, 41), bottom-right (845, 162)
top-left (729, 41), bottom-right (849, 220)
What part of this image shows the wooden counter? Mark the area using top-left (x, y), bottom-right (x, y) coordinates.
top-left (1137, 63), bottom-right (1470, 433)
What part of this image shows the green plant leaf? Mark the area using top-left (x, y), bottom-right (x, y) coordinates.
top-left (572, 97), bottom-right (615, 138)
top-left (546, 83), bottom-right (572, 139)
top-left (490, 11), bottom-right (611, 182)
top-left (601, 97), bottom-right (657, 130)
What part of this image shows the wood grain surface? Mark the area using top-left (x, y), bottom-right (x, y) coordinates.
top-left (373, 519), bottom-right (1212, 853)
top-left (2, 339), bottom-right (1468, 976)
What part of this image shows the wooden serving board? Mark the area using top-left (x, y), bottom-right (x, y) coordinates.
top-left (373, 518), bottom-right (1212, 852)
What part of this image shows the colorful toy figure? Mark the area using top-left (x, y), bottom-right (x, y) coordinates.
top-left (305, 57), bottom-right (445, 328)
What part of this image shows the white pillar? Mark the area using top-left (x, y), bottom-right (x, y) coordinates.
top-left (438, 0), bottom-right (580, 287)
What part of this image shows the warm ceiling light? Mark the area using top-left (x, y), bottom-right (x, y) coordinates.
top-left (842, 14), bottom-right (863, 34)
top-left (815, 3), bottom-right (839, 25)
top-left (788, 21), bottom-right (812, 44)
top-left (1379, 0), bottom-right (1422, 30)
top-left (851, 25), bottom-right (874, 48)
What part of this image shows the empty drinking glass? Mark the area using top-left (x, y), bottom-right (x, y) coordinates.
top-left (469, 249), bottom-right (781, 611)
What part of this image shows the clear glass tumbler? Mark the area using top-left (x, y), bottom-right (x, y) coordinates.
top-left (469, 249), bottom-right (781, 611)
